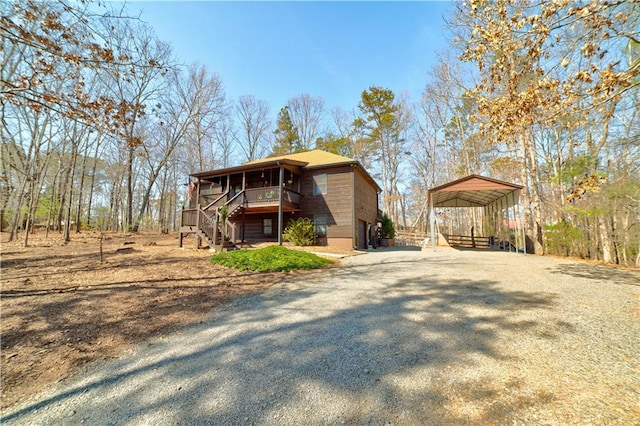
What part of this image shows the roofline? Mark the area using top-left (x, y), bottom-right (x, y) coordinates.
top-left (190, 159), bottom-right (308, 179)
top-left (353, 162), bottom-right (382, 193)
top-left (191, 158), bottom-right (382, 192)
top-left (428, 174), bottom-right (523, 193)
top-left (302, 159), bottom-right (355, 170)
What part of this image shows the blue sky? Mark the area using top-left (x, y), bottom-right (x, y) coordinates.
top-left (130, 1), bottom-right (454, 113)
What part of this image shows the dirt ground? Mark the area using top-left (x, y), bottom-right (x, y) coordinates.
top-left (0, 231), bottom-right (340, 411)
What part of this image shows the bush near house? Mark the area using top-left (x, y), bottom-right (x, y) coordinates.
top-left (210, 245), bottom-right (332, 272)
top-left (282, 217), bottom-right (316, 246)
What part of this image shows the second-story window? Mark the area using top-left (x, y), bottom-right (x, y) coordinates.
top-left (313, 173), bottom-right (327, 195)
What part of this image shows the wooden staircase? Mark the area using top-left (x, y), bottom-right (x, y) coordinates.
top-left (197, 190), bottom-right (246, 251)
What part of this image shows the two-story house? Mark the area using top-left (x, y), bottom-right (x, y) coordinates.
top-left (179, 150), bottom-right (382, 250)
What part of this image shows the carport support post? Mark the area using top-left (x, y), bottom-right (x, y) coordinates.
top-left (277, 163), bottom-right (284, 245)
top-left (429, 192), bottom-right (436, 251)
top-left (510, 192), bottom-right (516, 251)
top-left (505, 195), bottom-right (512, 252)
top-left (519, 192), bottom-right (526, 255)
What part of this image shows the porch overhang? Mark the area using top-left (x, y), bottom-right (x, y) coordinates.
top-left (190, 159), bottom-right (307, 180)
top-left (243, 204), bottom-right (300, 214)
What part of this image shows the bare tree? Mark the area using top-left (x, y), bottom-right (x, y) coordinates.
top-left (287, 94), bottom-right (324, 150)
top-left (214, 113), bottom-right (236, 168)
top-left (132, 65), bottom-right (221, 232)
top-left (181, 64), bottom-right (227, 171)
top-left (99, 17), bottom-right (174, 231)
top-left (234, 95), bottom-right (271, 162)
top-left (319, 107), bottom-right (376, 170)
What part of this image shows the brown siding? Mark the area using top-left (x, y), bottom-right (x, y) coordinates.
top-left (219, 163), bottom-right (379, 249)
top-left (231, 214), bottom-right (278, 242)
top-left (354, 167), bottom-right (379, 248)
top-left (354, 167), bottom-right (378, 226)
top-left (327, 238), bottom-right (354, 250)
top-left (300, 166), bottom-right (354, 240)
top-left (230, 212), bottom-right (301, 243)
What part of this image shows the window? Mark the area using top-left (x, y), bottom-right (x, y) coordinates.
top-left (314, 215), bottom-right (327, 237)
top-left (263, 218), bottom-right (272, 235)
top-left (313, 173), bottom-right (327, 195)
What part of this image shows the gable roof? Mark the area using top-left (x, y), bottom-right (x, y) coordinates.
top-left (429, 174), bottom-right (523, 207)
top-left (191, 149), bottom-right (381, 192)
top-left (245, 149), bottom-right (354, 168)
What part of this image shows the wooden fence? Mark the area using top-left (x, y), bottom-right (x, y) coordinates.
top-left (394, 231), bottom-right (436, 247)
top-left (443, 234), bottom-right (492, 249)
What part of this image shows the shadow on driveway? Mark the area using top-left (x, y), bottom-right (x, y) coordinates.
top-left (550, 262), bottom-right (640, 286)
top-left (3, 255), bottom-right (558, 424)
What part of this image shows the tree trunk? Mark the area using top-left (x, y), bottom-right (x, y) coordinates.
top-left (22, 180), bottom-right (37, 247)
top-left (85, 141), bottom-right (101, 228)
top-left (526, 133), bottom-right (545, 255)
top-left (45, 167), bottom-right (63, 238)
top-left (126, 145), bottom-right (134, 232)
top-left (133, 170), bottom-right (158, 233)
top-left (75, 143), bottom-right (89, 233)
top-left (516, 134), bottom-right (535, 253)
top-left (597, 215), bottom-right (613, 263)
top-left (8, 173), bottom-right (28, 242)
top-left (63, 141), bottom-right (79, 243)
top-left (56, 162), bottom-right (71, 232)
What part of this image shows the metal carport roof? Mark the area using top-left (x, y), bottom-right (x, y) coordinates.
top-left (427, 175), bottom-right (525, 253)
top-left (428, 175), bottom-right (523, 208)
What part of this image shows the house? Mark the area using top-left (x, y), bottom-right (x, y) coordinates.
top-left (179, 150), bottom-right (382, 250)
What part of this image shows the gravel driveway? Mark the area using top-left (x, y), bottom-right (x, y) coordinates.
top-left (3, 247), bottom-right (639, 425)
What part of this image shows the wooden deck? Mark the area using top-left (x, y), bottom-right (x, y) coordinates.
top-left (181, 187), bottom-right (300, 227)
top-left (180, 186), bottom-right (301, 249)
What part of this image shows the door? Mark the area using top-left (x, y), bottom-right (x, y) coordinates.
top-left (358, 220), bottom-right (367, 250)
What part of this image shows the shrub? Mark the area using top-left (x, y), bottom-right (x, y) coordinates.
top-left (282, 217), bottom-right (316, 246)
top-left (544, 220), bottom-right (582, 256)
top-left (381, 213), bottom-right (395, 239)
top-left (219, 204), bottom-right (228, 237)
top-left (211, 245), bottom-right (332, 272)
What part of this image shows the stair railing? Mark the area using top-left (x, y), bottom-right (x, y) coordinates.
top-left (198, 208), bottom-right (217, 244)
top-left (225, 190), bottom-right (246, 217)
top-left (203, 190), bottom-right (229, 212)
top-left (225, 221), bottom-right (236, 243)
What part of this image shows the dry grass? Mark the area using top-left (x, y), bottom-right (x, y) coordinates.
top-left (0, 231), bottom-right (314, 410)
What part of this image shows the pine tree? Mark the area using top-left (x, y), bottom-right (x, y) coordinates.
top-left (272, 106), bottom-right (301, 155)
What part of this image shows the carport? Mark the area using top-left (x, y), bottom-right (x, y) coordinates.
top-left (428, 175), bottom-right (525, 253)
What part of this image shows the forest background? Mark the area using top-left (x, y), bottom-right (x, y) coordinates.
top-left (1, 0), bottom-right (638, 265)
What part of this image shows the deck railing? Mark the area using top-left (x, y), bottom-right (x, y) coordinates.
top-left (181, 207), bottom-right (217, 240)
top-left (283, 188), bottom-right (300, 204)
top-left (181, 208), bottom-right (198, 227)
top-left (244, 186), bottom-right (300, 205)
top-left (245, 187), bottom-right (279, 203)
top-left (182, 186), bottom-right (301, 243)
